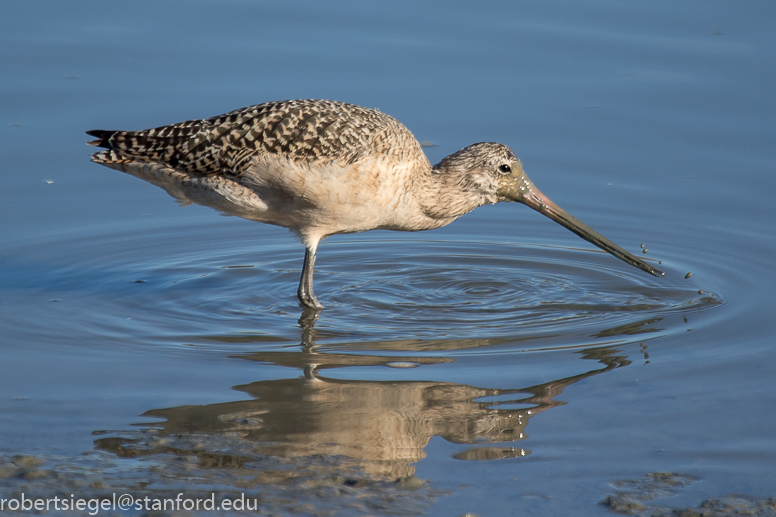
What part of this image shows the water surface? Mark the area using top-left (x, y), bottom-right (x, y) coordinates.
top-left (1, 1), bottom-right (775, 516)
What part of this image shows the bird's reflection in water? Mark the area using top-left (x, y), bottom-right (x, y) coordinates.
top-left (95, 313), bottom-right (633, 480)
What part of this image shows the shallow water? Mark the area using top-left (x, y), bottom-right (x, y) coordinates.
top-left (2, 1), bottom-right (776, 516)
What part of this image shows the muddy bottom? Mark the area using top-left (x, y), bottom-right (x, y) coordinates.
top-left (0, 443), bottom-right (436, 516)
top-left (4, 446), bottom-right (775, 517)
top-left (601, 473), bottom-right (776, 517)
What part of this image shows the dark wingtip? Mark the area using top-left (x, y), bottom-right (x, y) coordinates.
top-left (85, 129), bottom-right (115, 148)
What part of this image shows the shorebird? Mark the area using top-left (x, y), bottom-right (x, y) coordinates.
top-left (87, 99), bottom-right (662, 309)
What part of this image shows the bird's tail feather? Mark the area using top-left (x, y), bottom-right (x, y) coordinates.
top-left (85, 129), bottom-right (118, 148)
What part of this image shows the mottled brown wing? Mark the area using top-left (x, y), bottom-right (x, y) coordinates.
top-left (87, 99), bottom-right (410, 175)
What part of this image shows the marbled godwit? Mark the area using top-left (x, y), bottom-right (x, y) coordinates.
top-left (87, 99), bottom-right (662, 309)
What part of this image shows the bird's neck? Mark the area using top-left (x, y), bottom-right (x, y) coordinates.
top-left (417, 165), bottom-right (494, 222)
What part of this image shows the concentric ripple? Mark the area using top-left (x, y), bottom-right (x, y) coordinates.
top-left (1, 220), bottom-right (721, 353)
top-left (319, 238), bottom-right (719, 345)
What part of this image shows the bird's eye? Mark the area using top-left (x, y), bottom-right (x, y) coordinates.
top-left (498, 164), bottom-right (512, 174)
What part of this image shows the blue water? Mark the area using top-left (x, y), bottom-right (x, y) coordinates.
top-left (1, 1), bottom-right (775, 515)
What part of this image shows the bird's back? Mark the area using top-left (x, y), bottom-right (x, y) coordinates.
top-left (88, 99), bottom-right (426, 175)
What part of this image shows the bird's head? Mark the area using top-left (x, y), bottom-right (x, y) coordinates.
top-left (432, 142), bottom-right (663, 278)
top-left (433, 142), bottom-right (525, 204)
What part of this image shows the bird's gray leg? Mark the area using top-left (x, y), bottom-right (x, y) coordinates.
top-left (298, 246), bottom-right (324, 310)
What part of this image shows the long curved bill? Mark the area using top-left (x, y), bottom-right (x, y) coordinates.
top-left (517, 183), bottom-right (663, 277)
